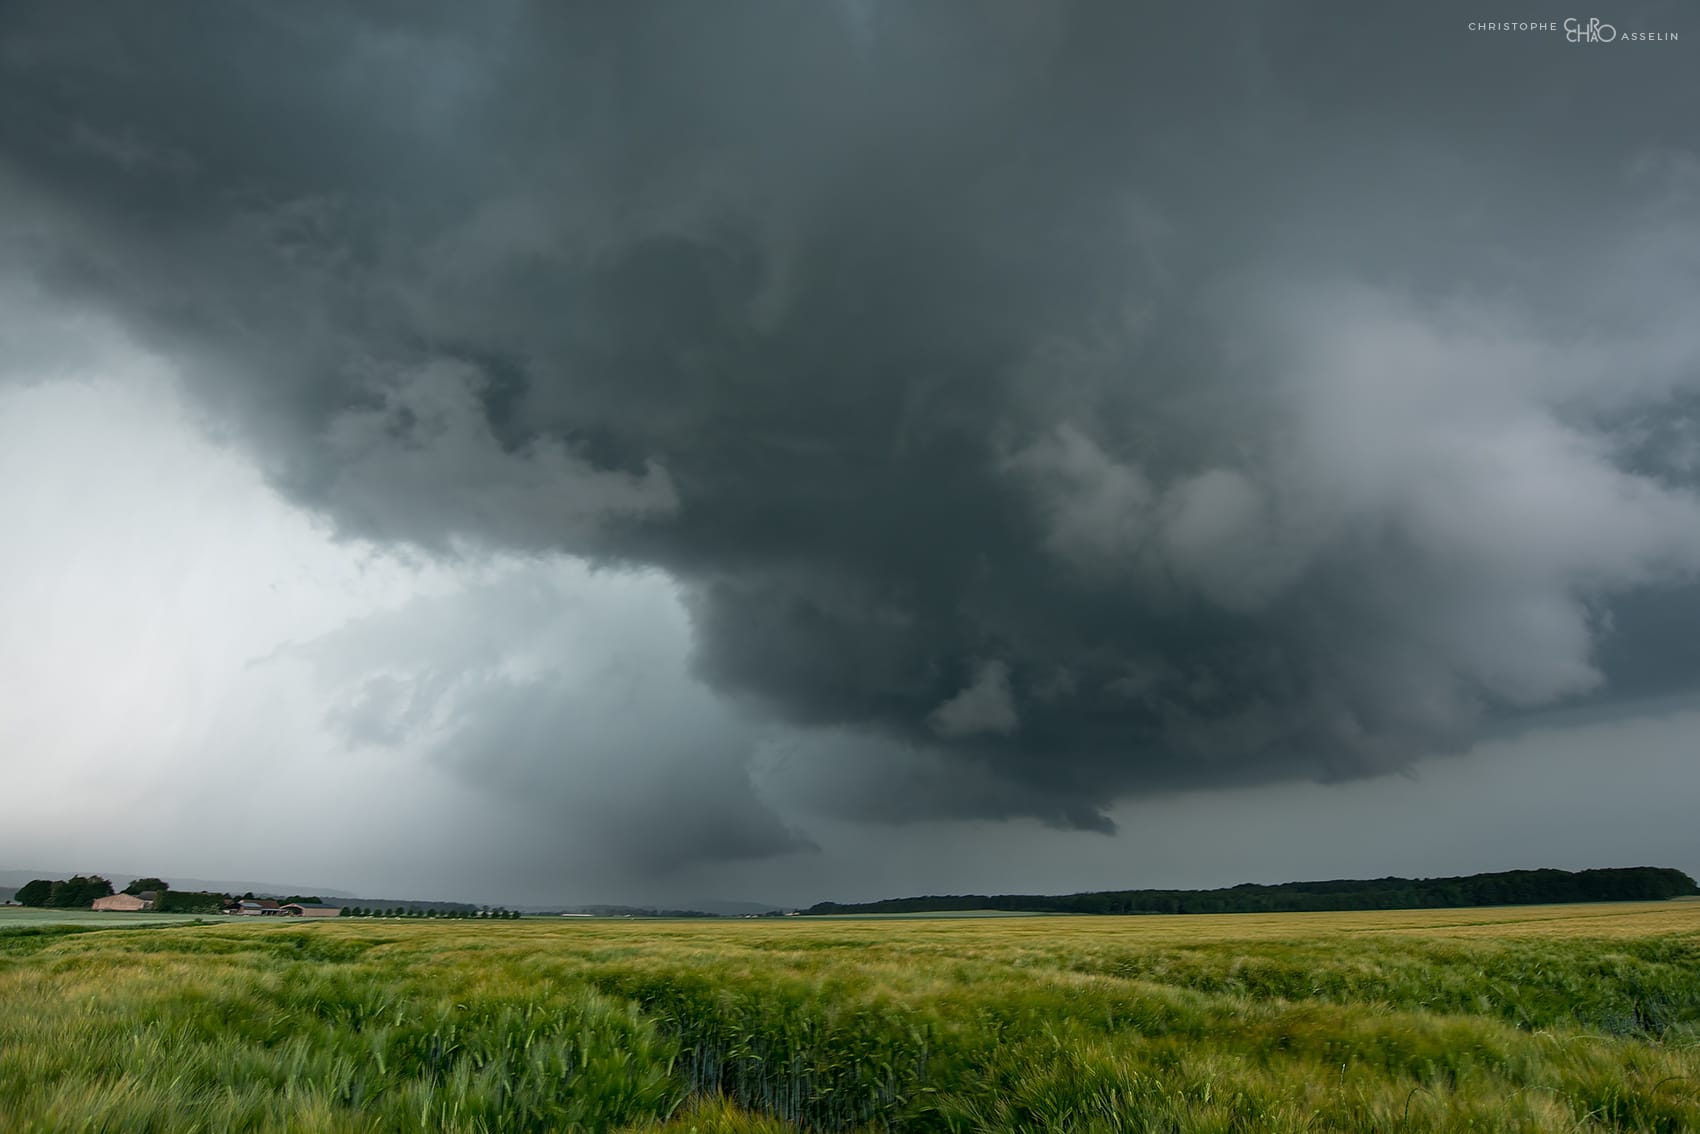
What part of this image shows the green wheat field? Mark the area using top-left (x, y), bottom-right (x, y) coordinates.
top-left (2, 902), bottom-right (1697, 1132)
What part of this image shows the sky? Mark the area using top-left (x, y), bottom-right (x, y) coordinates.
top-left (2, 2), bottom-right (1698, 907)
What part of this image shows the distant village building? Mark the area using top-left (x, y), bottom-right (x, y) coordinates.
top-left (92, 893), bottom-right (151, 912)
top-left (280, 903), bottom-right (341, 918)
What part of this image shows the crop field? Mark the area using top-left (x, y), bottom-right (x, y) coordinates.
top-left (1, 903), bottom-right (1696, 1133)
top-left (0, 908), bottom-right (219, 930)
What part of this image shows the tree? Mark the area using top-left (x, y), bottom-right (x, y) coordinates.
top-left (49, 876), bottom-right (114, 908)
top-left (124, 877), bottom-right (169, 896)
top-left (15, 879), bottom-right (52, 907)
top-left (155, 890), bottom-right (223, 914)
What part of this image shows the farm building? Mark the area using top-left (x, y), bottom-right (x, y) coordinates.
top-left (91, 893), bottom-right (151, 912)
top-left (280, 903), bottom-right (341, 918)
top-left (231, 899), bottom-right (282, 915)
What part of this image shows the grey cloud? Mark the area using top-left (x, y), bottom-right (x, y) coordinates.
top-left (928, 660), bottom-right (1019, 739)
top-left (751, 730), bottom-right (1115, 836)
top-left (319, 359), bottom-right (678, 553)
top-left (3, 1), bottom-right (1700, 836)
top-left (283, 563), bottom-right (813, 878)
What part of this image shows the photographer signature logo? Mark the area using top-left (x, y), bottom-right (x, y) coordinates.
top-left (1467, 17), bottom-right (1677, 42)
top-left (1565, 17), bottom-right (1615, 42)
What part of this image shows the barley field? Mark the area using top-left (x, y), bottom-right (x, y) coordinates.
top-left (1, 903), bottom-right (1696, 1133)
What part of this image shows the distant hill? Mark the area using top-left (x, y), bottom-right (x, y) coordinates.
top-left (680, 899), bottom-right (783, 917)
top-left (807, 867), bottom-right (1700, 917)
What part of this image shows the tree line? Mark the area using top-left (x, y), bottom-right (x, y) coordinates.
top-left (12, 875), bottom-right (228, 912)
top-left (10, 878), bottom-right (521, 917)
top-left (341, 907), bottom-right (520, 919)
top-left (806, 866), bottom-right (1700, 917)
top-left (14, 875), bottom-right (115, 908)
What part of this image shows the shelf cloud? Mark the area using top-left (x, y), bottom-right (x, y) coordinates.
top-left (3, 1), bottom-right (1697, 867)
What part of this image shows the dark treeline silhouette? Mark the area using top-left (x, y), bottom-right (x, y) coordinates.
top-left (155, 891), bottom-right (225, 913)
top-left (342, 906), bottom-right (521, 919)
top-left (8, 880), bottom-right (523, 917)
top-left (568, 905), bottom-right (717, 919)
top-left (14, 875), bottom-right (115, 907)
top-left (334, 898), bottom-right (481, 915)
top-left (806, 867), bottom-right (1699, 917)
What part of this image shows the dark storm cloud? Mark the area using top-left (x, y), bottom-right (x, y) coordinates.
top-left (4, 1), bottom-right (1700, 835)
